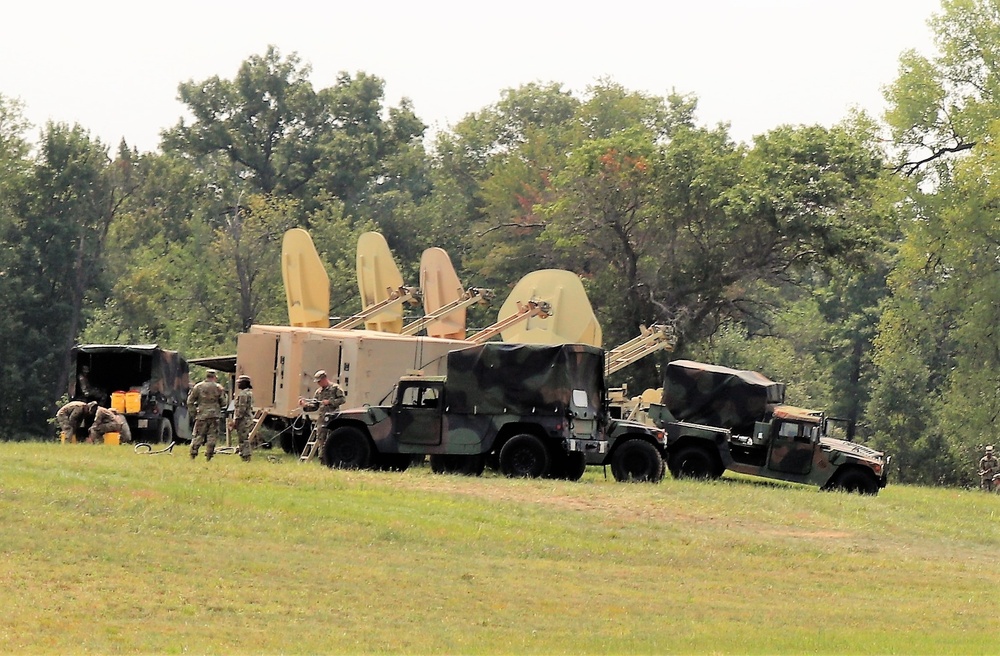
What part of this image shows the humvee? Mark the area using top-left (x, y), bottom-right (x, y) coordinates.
top-left (321, 342), bottom-right (664, 479)
top-left (647, 360), bottom-right (889, 494)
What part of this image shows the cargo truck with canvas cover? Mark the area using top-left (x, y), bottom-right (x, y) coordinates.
top-left (647, 360), bottom-right (889, 494)
top-left (70, 344), bottom-right (192, 443)
top-left (321, 343), bottom-right (662, 479)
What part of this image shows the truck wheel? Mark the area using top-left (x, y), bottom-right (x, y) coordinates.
top-left (430, 454), bottom-right (486, 476)
top-left (159, 419), bottom-right (173, 443)
top-left (830, 469), bottom-right (879, 495)
top-left (611, 439), bottom-right (665, 483)
top-left (499, 434), bottom-right (550, 478)
top-left (668, 445), bottom-right (720, 480)
top-left (324, 426), bottom-right (372, 469)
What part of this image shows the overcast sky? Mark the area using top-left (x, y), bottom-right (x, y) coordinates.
top-left (2, 0), bottom-right (942, 153)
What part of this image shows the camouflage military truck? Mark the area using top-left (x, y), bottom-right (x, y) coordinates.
top-left (321, 342), bottom-right (664, 480)
top-left (646, 360), bottom-right (889, 494)
top-left (71, 344), bottom-right (192, 443)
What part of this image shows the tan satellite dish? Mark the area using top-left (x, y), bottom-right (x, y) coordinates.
top-left (356, 232), bottom-right (405, 333)
top-left (498, 269), bottom-right (602, 347)
top-left (281, 228), bottom-right (330, 328)
top-left (419, 248), bottom-right (467, 340)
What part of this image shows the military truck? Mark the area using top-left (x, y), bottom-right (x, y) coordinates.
top-left (646, 360), bottom-right (889, 494)
top-left (320, 342), bottom-right (665, 479)
top-left (70, 344), bottom-right (192, 443)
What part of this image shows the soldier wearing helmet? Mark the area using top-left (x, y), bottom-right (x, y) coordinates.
top-left (188, 369), bottom-right (227, 461)
top-left (979, 445), bottom-right (998, 491)
top-left (298, 369), bottom-right (346, 463)
top-left (228, 374), bottom-right (255, 461)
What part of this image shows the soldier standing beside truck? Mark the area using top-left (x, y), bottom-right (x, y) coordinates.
top-left (188, 370), bottom-right (227, 461)
top-left (229, 375), bottom-right (255, 462)
top-left (299, 370), bottom-right (346, 462)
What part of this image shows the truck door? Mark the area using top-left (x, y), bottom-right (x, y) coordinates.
top-left (767, 420), bottom-right (815, 475)
top-left (393, 382), bottom-right (443, 446)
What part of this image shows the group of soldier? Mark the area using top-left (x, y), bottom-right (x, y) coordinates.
top-left (55, 399), bottom-right (132, 444)
top-left (57, 366), bottom-right (346, 464)
top-left (185, 369), bottom-right (255, 461)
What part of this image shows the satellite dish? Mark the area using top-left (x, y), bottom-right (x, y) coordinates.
top-left (356, 232), bottom-right (405, 333)
top-left (419, 248), bottom-right (467, 340)
top-left (281, 228), bottom-right (330, 328)
top-left (498, 270), bottom-right (602, 346)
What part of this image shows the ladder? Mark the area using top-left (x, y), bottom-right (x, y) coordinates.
top-left (245, 408), bottom-right (269, 447)
top-left (299, 421), bottom-right (320, 463)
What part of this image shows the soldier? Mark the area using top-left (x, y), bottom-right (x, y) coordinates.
top-left (188, 369), bottom-right (227, 461)
top-left (88, 406), bottom-right (132, 444)
top-left (228, 374), bottom-right (254, 462)
top-left (56, 400), bottom-right (96, 442)
top-left (77, 365), bottom-right (108, 405)
top-left (979, 445), bottom-right (999, 491)
top-left (299, 370), bottom-right (346, 462)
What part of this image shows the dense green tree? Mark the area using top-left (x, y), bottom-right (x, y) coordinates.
top-left (869, 0), bottom-right (1000, 484)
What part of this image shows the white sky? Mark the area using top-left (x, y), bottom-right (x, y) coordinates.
top-left (2, 0), bottom-right (941, 153)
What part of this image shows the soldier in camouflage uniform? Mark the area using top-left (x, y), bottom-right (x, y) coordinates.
top-left (979, 445), bottom-right (998, 491)
top-left (301, 370), bottom-right (345, 462)
top-left (228, 374), bottom-right (254, 462)
top-left (88, 406), bottom-right (132, 443)
top-left (188, 369), bottom-right (227, 461)
top-left (56, 400), bottom-right (96, 442)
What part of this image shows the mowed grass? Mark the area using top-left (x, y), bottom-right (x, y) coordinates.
top-left (1, 443), bottom-right (999, 655)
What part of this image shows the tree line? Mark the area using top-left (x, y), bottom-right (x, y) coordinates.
top-left (2, 1), bottom-right (998, 486)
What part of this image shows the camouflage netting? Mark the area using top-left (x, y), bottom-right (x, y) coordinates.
top-left (445, 343), bottom-right (605, 416)
top-left (72, 344), bottom-right (190, 406)
top-left (662, 359), bottom-right (785, 435)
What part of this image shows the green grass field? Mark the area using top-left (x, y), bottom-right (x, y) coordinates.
top-left (1, 442), bottom-right (998, 655)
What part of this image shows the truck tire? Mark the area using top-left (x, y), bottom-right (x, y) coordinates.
top-left (668, 445), bottom-right (721, 480)
top-left (159, 419), bottom-right (173, 443)
top-left (499, 434), bottom-right (550, 478)
top-left (430, 454), bottom-right (486, 476)
top-left (829, 469), bottom-right (880, 495)
top-left (323, 426), bottom-right (373, 470)
top-left (611, 439), bottom-right (665, 483)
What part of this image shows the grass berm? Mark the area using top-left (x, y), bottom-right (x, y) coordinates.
top-left (1, 441), bottom-right (998, 654)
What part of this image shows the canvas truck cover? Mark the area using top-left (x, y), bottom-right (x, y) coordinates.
top-left (444, 343), bottom-right (605, 417)
top-left (72, 344), bottom-right (190, 406)
top-left (662, 359), bottom-right (785, 435)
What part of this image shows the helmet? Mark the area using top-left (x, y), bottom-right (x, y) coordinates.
top-left (313, 370), bottom-right (328, 382)
top-left (236, 375), bottom-right (251, 383)
top-left (205, 369), bottom-right (217, 379)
